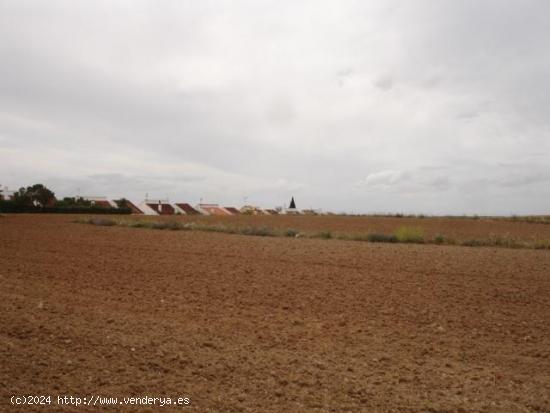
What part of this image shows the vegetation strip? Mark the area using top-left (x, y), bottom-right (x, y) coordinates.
top-left (76, 218), bottom-right (550, 251)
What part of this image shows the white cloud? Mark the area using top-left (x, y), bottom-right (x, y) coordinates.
top-left (362, 170), bottom-right (410, 188)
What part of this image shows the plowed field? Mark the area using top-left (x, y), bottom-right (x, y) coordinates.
top-left (1, 215), bottom-right (550, 412)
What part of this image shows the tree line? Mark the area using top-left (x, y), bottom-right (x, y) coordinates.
top-left (0, 183), bottom-right (131, 214)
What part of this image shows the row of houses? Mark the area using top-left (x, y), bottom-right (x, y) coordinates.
top-left (82, 196), bottom-right (309, 216)
top-left (0, 185), bottom-right (318, 215)
top-left (136, 199), bottom-right (233, 216)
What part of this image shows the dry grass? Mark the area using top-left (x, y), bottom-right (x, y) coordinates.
top-left (76, 217), bottom-right (550, 251)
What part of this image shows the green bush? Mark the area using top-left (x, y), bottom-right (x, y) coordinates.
top-left (349, 234), bottom-right (371, 242)
top-left (534, 240), bottom-right (550, 250)
top-left (367, 233), bottom-right (398, 243)
top-left (166, 221), bottom-right (184, 230)
top-left (148, 221), bottom-right (184, 230)
top-left (461, 239), bottom-right (487, 247)
top-left (434, 234), bottom-right (445, 244)
top-left (88, 218), bottom-right (117, 226)
top-left (181, 222), bottom-right (197, 231)
top-left (462, 236), bottom-right (525, 249)
top-left (213, 225), bottom-right (238, 234)
top-left (239, 226), bottom-right (275, 237)
top-left (315, 231), bottom-right (332, 239)
top-left (150, 222), bottom-right (168, 230)
top-left (488, 235), bottom-right (525, 248)
top-left (284, 228), bottom-right (299, 237)
top-left (395, 227), bottom-right (424, 243)
top-left (128, 221), bottom-right (147, 228)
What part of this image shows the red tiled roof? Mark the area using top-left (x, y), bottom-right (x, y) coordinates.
top-left (146, 203), bottom-right (175, 215)
top-left (200, 205), bottom-right (231, 216)
top-left (175, 203), bottom-right (200, 215)
top-left (224, 207), bottom-right (240, 215)
top-left (125, 200), bottom-right (143, 214)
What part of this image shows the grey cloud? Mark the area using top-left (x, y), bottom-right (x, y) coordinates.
top-left (497, 173), bottom-right (550, 188)
top-left (1, 1), bottom-right (550, 214)
top-left (265, 97), bottom-right (296, 126)
top-left (374, 75), bottom-right (394, 91)
top-left (359, 167), bottom-right (452, 193)
top-left (362, 170), bottom-right (410, 187)
top-left (456, 110), bottom-right (480, 120)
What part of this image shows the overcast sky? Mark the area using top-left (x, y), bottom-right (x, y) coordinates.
top-left (1, 1), bottom-right (549, 214)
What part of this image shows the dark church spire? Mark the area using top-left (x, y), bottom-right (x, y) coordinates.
top-left (289, 197), bottom-right (296, 209)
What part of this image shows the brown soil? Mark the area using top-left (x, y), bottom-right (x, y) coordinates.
top-left (1, 215), bottom-right (550, 412)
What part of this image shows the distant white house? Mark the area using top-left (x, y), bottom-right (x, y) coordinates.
top-left (172, 204), bottom-right (186, 215)
top-left (240, 205), bottom-right (266, 215)
top-left (0, 186), bottom-right (15, 201)
top-left (173, 203), bottom-right (201, 215)
top-left (137, 202), bottom-right (158, 215)
top-left (196, 203), bottom-right (231, 216)
top-left (137, 199), bottom-right (176, 215)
